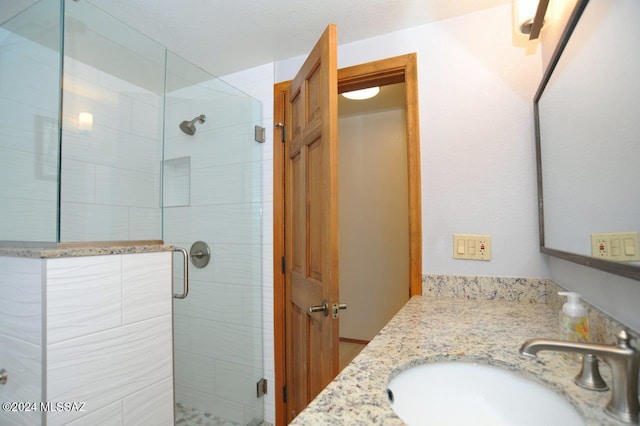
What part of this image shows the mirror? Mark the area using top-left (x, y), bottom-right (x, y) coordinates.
top-left (535, 0), bottom-right (640, 280)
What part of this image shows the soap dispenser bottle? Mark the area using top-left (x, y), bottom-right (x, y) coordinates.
top-left (559, 292), bottom-right (590, 359)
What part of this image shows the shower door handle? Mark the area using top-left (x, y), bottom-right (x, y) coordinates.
top-left (173, 247), bottom-right (189, 299)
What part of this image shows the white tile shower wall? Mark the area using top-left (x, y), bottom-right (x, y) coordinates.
top-left (0, 198), bottom-right (58, 242)
top-left (0, 28), bottom-right (59, 242)
top-left (60, 56), bottom-right (162, 242)
top-left (122, 253), bottom-right (173, 323)
top-left (122, 377), bottom-right (174, 425)
top-left (0, 257), bottom-right (43, 426)
top-left (65, 401), bottom-right (123, 426)
top-left (165, 70), bottom-right (268, 424)
top-left (46, 256), bottom-right (122, 344)
top-left (44, 252), bottom-right (173, 425)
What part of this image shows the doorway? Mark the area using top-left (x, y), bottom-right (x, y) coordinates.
top-left (338, 81), bottom-right (409, 367)
top-left (273, 53), bottom-right (421, 425)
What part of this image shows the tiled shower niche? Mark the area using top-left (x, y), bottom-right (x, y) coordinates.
top-left (164, 157), bottom-right (191, 207)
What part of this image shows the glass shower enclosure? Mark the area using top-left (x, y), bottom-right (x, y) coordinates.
top-left (0, 1), bottom-right (264, 424)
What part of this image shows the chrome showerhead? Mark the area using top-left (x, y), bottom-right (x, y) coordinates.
top-left (179, 114), bottom-right (206, 135)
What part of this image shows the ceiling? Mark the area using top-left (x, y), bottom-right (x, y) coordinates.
top-left (2, 0), bottom-right (510, 77)
top-left (84, 0), bottom-right (510, 77)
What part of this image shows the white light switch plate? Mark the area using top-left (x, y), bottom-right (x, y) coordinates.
top-left (453, 234), bottom-right (491, 261)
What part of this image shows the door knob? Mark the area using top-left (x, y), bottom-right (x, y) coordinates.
top-left (0, 368), bottom-right (7, 385)
top-left (308, 300), bottom-right (330, 316)
top-left (308, 301), bottom-right (347, 318)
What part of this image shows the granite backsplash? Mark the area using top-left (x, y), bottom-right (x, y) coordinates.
top-left (422, 274), bottom-right (639, 346)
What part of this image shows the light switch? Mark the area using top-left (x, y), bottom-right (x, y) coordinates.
top-left (468, 240), bottom-right (476, 255)
top-left (453, 235), bottom-right (469, 259)
top-left (611, 238), bottom-right (621, 257)
top-left (624, 238), bottom-right (636, 256)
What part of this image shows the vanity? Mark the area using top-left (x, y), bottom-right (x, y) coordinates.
top-left (290, 291), bottom-right (636, 425)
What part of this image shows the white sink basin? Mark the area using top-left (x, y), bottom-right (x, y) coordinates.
top-left (387, 362), bottom-right (584, 426)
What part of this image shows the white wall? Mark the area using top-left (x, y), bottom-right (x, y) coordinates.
top-left (338, 108), bottom-right (410, 341)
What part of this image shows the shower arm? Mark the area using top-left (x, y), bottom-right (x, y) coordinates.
top-left (190, 114), bottom-right (206, 124)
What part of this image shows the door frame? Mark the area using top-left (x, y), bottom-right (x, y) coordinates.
top-left (273, 53), bottom-right (422, 425)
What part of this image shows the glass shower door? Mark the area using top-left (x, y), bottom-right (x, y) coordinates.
top-left (164, 51), bottom-right (264, 425)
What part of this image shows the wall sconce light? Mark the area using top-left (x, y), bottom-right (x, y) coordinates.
top-left (513, 0), bottom-right (549, 40)
top-left (78, 112), bottom-right (93, 133)
top-left (341, 87), bottom-right (380, 100)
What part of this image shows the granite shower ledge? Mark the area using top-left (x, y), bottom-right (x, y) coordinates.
top-left (0, 242), bottom-right (173, 258)
top-left (291, 296), bottom-right (631, 426)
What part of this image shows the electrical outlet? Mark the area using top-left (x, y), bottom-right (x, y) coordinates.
top-left (477, 237), bottom-right (491, 260)
top-left (453, 234), bottom-right (491, 261)
top-left (591, 232), bottom-right (640, 261)
top-left (595, 238), bottom-right (607, 257)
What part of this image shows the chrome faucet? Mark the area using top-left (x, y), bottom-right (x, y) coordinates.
top-left (520, 330), bottom-right (639, 424)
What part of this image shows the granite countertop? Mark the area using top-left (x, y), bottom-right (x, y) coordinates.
top-left (0, 243), bottom-right (173, 259)
top-left (291, 296), bottom-right (626, 425)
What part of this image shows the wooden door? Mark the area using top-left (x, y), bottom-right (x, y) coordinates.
top-left (284, 24), bottom-right (339, 422)
top-left (275, 53), bottom-right (421, 425)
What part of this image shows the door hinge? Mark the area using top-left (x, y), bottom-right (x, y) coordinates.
top-left (254, 125), bottom-right (266, 143)
top-left (283, 385), bottom-right (288, 403)
top-left (275, 122), bottom-right (285, 142)
top-left (281, 256), bottom-right (286, 274)
top-left (257, 378), bottom-right (267, 398)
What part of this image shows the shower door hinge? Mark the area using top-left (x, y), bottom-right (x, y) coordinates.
top-left (275, 122), bottom-right (285, 142)
top-left (254, 125), bottom-right (266, 143)
top-left (256, 378), bottom-right (268, 398)
top-left (281, 256), bottom-right (286, 274)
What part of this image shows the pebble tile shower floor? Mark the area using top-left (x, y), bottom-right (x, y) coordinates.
top-left (175, 403), bottom-right (241, 426)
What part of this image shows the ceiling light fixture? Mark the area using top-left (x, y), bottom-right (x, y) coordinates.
top-left (341, 87), bottom-right (380, 100)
